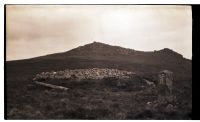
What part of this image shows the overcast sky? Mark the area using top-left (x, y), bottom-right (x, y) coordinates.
top-left (6, 5), bottom-right (192, 61)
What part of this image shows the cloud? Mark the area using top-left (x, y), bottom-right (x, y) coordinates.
top-left (6, 5), bottom-right (192, 60)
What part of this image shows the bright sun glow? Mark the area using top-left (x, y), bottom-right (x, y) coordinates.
top-left (101, 11), bottom-right (136, 32)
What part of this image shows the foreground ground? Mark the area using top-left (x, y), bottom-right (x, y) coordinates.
top-left (7, 75), bottom-right (192, 119)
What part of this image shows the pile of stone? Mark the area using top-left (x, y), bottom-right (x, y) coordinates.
top-left (33, 68), bottom-right (135, 81)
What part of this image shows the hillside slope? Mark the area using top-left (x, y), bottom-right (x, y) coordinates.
top-left (7, 42), bottom-right (191, 81)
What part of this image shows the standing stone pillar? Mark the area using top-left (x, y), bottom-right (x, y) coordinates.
top-left (158, 70), bottom-right (173, 97)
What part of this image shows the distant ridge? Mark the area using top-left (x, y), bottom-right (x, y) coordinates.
top-left (59, 41), bottom-right (183, 58)
top-left (7, 41), bottom-right (185, 61)
top-left (66, 41), bottom-right (136, 56)
top-left (7, 41), bottom-right (191, 81)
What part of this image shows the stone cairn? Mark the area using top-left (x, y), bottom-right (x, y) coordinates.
top-left (33, 68), bottom-right (135, 82)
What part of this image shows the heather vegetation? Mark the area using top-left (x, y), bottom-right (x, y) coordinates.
top-left (7, 75), bottom-right (191, 119)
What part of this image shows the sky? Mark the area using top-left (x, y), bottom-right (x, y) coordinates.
top-left (6, 5), bottom-right (192, 61)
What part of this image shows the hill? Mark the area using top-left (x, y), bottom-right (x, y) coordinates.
top-left (6, 42), bottom-right (192, 119)
top-left (7, 42), bottom-right (191, 80)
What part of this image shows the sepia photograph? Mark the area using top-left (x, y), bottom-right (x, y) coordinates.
top-left (5, 5), bottom-right (192, 119)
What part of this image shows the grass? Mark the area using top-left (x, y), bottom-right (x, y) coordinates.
top-left (6, 75), bottom-right (192, 119)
